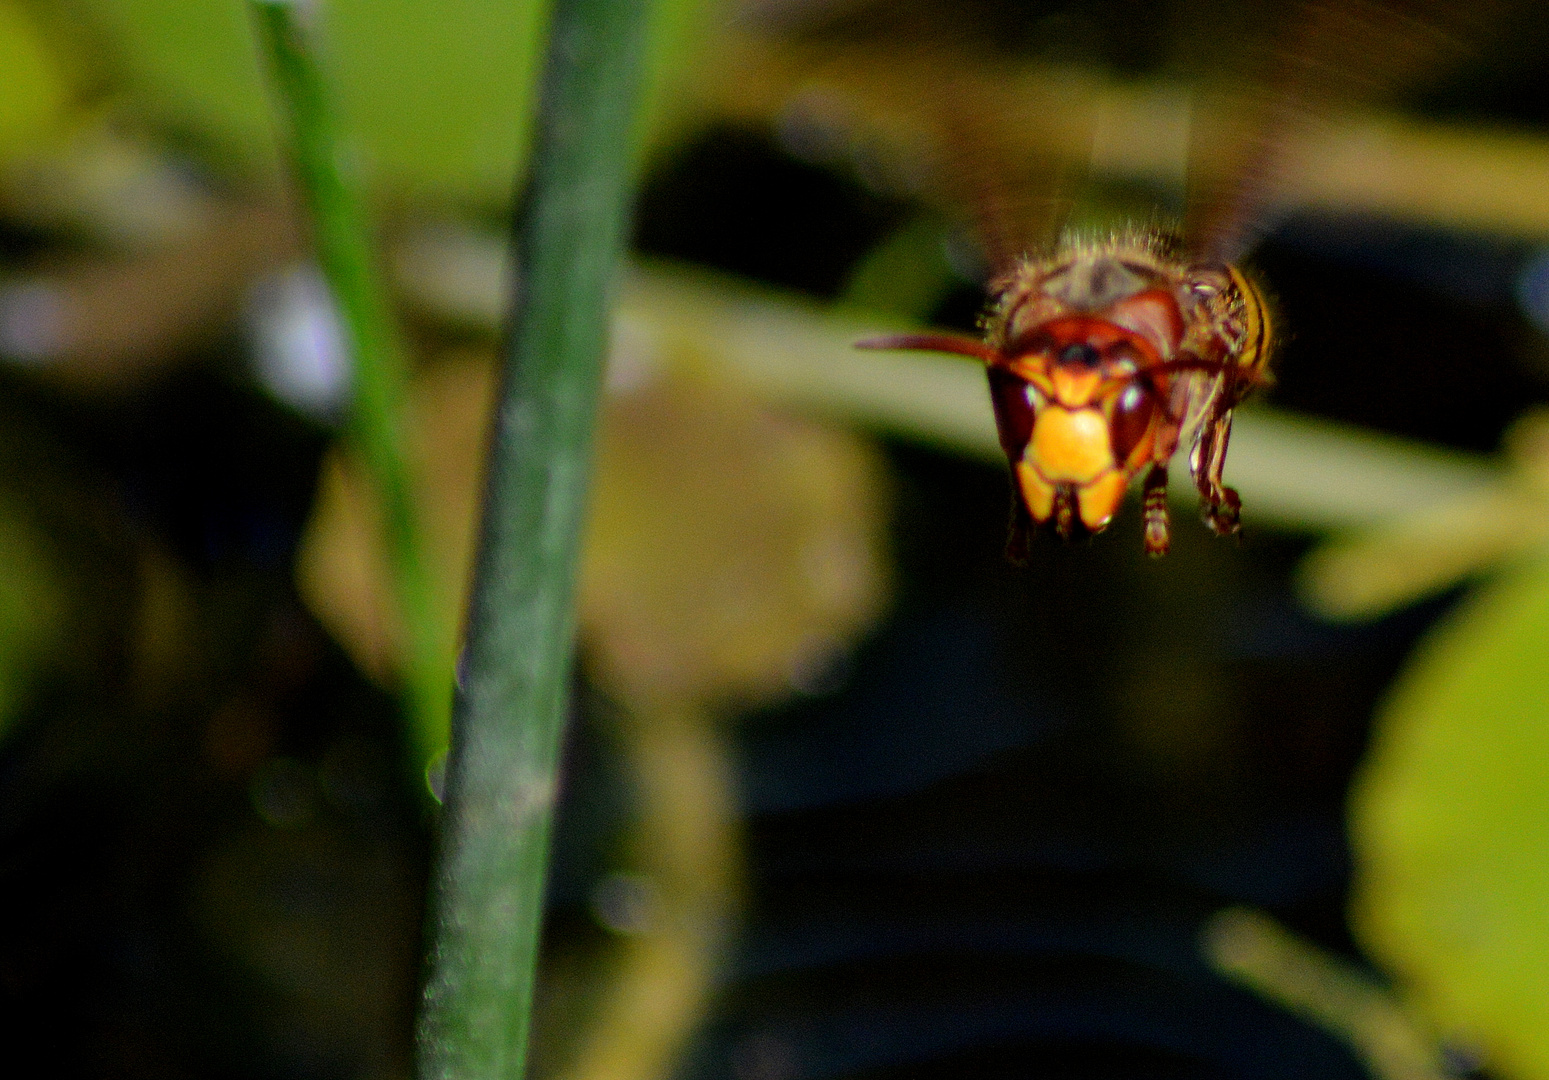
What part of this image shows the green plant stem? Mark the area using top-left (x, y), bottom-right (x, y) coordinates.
top-left (413, 0), bottom-right (655, 1075)
top-left (250, 0), bottom-right (446, 775)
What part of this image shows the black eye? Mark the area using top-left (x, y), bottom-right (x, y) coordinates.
top-left (1109, 382), bottom-right (1156, 464)
top-left (1059, 343), bottom-right (1100, 367)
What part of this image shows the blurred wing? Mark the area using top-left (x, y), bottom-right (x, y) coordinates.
top-left (904, 56), bottom-right (1084, 271)
top-left (747, 6), bottom-right (1094, 276)
top-left (922, 67), bottom-right (1078, 274)
top-left (1184, 0), bottom-right (1506, 264)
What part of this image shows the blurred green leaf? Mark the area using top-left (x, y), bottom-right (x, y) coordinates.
top-left (0, 0), bottom-right (72, 159)
top-left (1352, 552), bottom-right (1549, 1079)
top-left (86, 0), bottom-right (713, 201)
top-left (0, 502), bottom-right (64, 742)
top-left (89, 0), bottom-right (547, 198)
top-left (250, 0), bottom-right (445, 790)
top-left (841, 215), bottom-right (958, 321)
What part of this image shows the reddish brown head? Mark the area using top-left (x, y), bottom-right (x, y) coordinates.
top-left (860, 229), bottom-right (1272, 555)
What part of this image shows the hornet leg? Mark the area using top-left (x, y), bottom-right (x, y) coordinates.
top-left (1053, 486), bottom-right (1077, 540)
top-left (1142, 463), bottom-right (1171, 557)
top-left (1191, 409), bottom-right (1242, 536)
top-left (1005, 483), bottom-right (1033, 565)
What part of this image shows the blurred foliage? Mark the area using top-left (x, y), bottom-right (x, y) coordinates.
top-left (249, 0), bottom-right (445, 785)
top-left (1299, 410), bottom-right (1549, 621)
top-left (0, 498), bottom-right (65, 736)
top-left (80, 0), bottom-right (715, 201)
top-left (839, 213), bottom-right (959, 320)
top-left (191, 813), bottom-right (421, 1080)
top-left (0, 392), bottom-right (142, 748)
top-left (1304, 408), bottom-right (1549, 1078)
top-left (297, 342), bottom-right (891, 762)
top-left (1352, 549), bottom-right (1549, 1080)
top-left (0, 1), bottom-right (72, 161)
top-left (296, 336), bottom-right (889, 1080)
top-left (1203, 908), bottom-right (1453, 1080)
top-left (3, 0), bottom-right (1549, 1076)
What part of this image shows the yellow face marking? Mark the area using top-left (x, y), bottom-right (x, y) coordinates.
top-left (1030, 407), bottom-right (1111, 484)
top-left (1050, 366), bottom-right (1103, 407)
top-left (1077, 471), bottom-right (1129, 530)
top-left (1008, 358), bottom-right (1054, 397)
top-left (1015, 461), bottom-right (1056, 521)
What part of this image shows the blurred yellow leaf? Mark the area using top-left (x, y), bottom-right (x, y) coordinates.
top-left (1297, 488), bottom-right (1547, 621)
top-left (1203, 907), bottom-right (1451, 1080)
top-left (1299, 410), bottom-right (1549, 622)
top-left (0, 0), bottom-right (72, 160)
top-left (581, 363), bottom-right (890, 707)
top-left (1352, 551), bottom-right (1549, 1079)
top-left (297, 348), bottom-right (891, 767)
